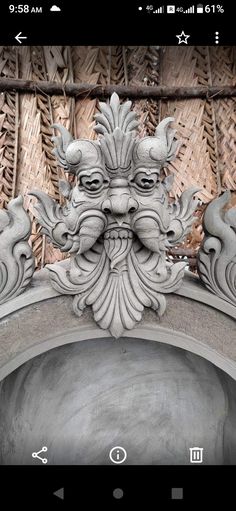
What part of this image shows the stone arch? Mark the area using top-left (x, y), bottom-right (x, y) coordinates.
top-left (0, 271), bottom-right (236, 382)
top-left (1, 325), bottom-right (236, 383)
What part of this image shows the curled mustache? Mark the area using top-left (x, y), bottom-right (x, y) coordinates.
top-left (29, 190), bottom-right (107, 255)
top-left (53, 210), bottom-right (107, 254)
top-left (131, 210), bottom-right (169, 253)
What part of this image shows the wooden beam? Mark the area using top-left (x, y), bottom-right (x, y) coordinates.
top-left (0, 79), bottom-right (236, 99)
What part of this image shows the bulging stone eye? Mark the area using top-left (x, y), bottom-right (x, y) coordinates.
top-left (80, 173), bottom-right (104, 191)
top-left (133, 172), bottom-right (158, 190)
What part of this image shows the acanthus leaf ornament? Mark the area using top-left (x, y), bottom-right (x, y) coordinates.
top-left (30, 93), bottom-right (199, 338)
top-left (0, 196), bottom-right (35, 305)
top-left (198, 191), bottom-right (236, 306)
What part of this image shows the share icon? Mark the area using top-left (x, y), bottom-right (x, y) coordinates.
top-left (32, 446), bottom-right (48, 464)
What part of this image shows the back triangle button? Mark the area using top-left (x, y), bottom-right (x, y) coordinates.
top-left (53, 488), bottom-right (64, 500)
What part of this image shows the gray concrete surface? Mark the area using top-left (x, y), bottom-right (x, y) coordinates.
top-left (0, 338), bottom-right (235, 465)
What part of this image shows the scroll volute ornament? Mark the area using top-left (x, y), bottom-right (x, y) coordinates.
top-left (0, 196), bottom-right (35, 304)
top-left (30, 93), bottom-right (199, 338)
top-left (198, 191), bottom-right (236, 305)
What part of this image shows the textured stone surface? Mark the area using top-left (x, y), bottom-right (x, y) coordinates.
top-left (30, 93), bottom-right (198, 337)
top-left (198, 191), bottom-right (236, 306)
top-left (0, 338), bottom-right (235, 465)
top-left (0, 196), bottom-right (34, 305)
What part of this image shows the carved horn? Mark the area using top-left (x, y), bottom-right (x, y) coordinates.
top-left (155, 117), bottom-right (179, 162)
top-left (51, 124), bottom-right (73, 151)
top-left (155, 117), bottom-right (175, 138)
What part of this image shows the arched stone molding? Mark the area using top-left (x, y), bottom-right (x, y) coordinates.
top-left (0, 269), bottom-right (236, 382)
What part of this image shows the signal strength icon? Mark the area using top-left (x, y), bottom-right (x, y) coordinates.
top-left (153, 5), bottom-right (164, 13)
top-left (184, 5), bottom-right (195, 13)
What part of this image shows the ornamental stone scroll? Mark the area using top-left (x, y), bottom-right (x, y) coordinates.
top-left (198, 191), bottom-right (236, 306)
top-left (0, 196), bottom-right (35, 304)
top-left (29, 93), bottom-right (199, 338)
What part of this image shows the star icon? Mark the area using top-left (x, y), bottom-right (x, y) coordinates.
top-left (176, 31), bottom-right (190, 44)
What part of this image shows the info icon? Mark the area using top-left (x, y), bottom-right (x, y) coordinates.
top-left (109, 446), bottom-right (127, 464)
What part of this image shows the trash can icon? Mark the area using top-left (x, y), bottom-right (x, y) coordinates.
top-left (189, 447), bottom-right (203, 463)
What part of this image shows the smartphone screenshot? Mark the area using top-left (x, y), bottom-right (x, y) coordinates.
top-left (0, 0), bottom-right (235, 507)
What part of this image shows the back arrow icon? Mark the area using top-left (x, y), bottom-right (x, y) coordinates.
top-left (15, 32), bottom-right (27, 44)
top-left (53, 488), bottom-right (64, 500)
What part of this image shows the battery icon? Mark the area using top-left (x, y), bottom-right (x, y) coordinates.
top-left (197, 3), bottom-right (204, 13)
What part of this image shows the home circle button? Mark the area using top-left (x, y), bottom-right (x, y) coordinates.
top-left (109, 446), bottom-right (127, 464)
top-left (113, 488), bottom-right (124, 499)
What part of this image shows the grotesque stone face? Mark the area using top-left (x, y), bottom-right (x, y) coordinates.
top-left (30, 93), bottom-right (198, 337)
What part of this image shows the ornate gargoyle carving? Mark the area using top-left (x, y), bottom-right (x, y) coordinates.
top-left (198, 191), bottom-right (236, 306)
top-left (30, 93), bottom-right (198, 337)
top-left (0, 196), bottom-right (35, 305)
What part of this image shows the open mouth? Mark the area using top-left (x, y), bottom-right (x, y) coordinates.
top-left (104, 228), bottom-right (133, 240)
top-left (103, 228), bottom-right (134, 268)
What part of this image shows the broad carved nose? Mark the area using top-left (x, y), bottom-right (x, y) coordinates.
top-left (102, 195), bottom-right (138, 216)
top-left (102, 178), bottom-right (139, 219)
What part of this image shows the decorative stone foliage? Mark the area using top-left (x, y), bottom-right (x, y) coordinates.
top-left (0, 196), bottom-right (34, 304)
top-left (198, 191), bottom-right (236, 306)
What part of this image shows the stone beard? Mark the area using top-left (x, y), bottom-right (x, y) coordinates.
top-left (30, 93), bottom-right (198, 337)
